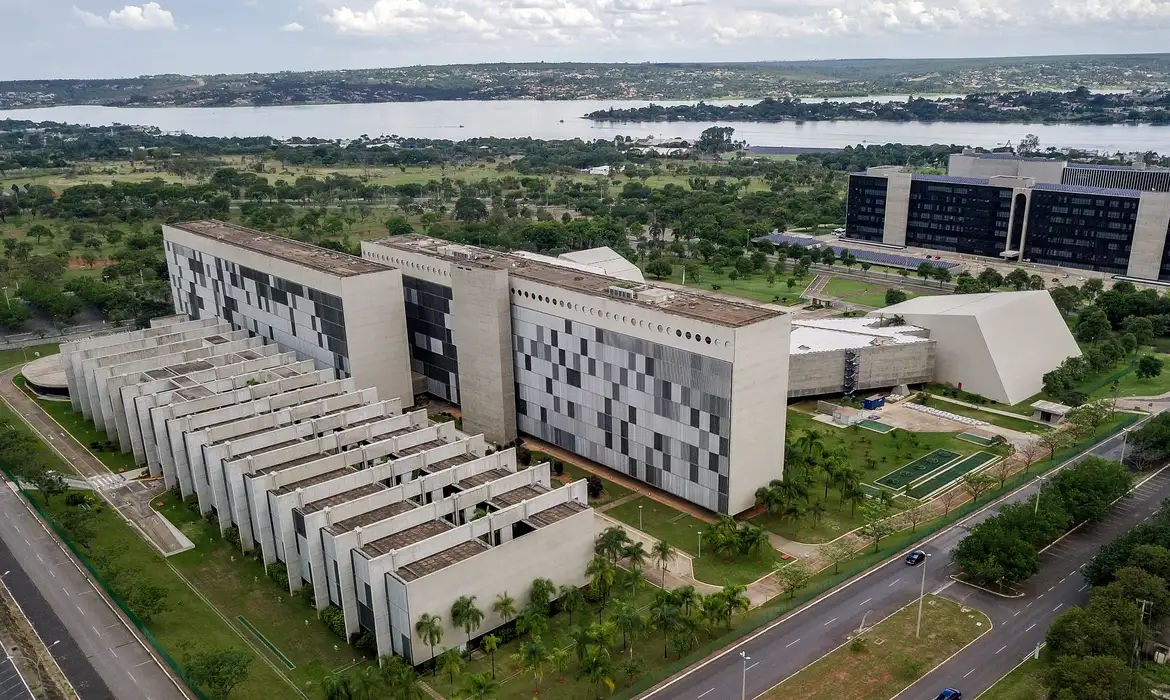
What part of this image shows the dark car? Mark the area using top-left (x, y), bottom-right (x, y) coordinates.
top-left (936, 689), bottom-right (961, 700)
top-left (906, 550), bottom-right (927, 566)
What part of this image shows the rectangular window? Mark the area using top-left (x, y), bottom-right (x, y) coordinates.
top-left (540, 407), bottom-right (548, 423)
top-left (662, 454), bottom-right (671, 473)
top-left (580, 338), bottom-right (588, 356)
top-left (566, 369), bottom-right (581, 387)
top-left (565, 319), bottom-right (572, 334)
top-left (545, 377), bottom-right (553, 394)
top-left (645, 357), bottom-right (655, 376)
top-left (567, 401), bottom-right (575, 419)
top-left (551, 330), bottom-right (559, 347)
top-left (691, 408), bottom-right (700, 428)
top-left (589, 358), bottom-right (596, 376)
top-left (629, 406), bottom-right (636, 424)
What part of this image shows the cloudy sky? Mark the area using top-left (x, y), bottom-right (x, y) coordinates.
top-left (5, 0), bottom-right (1170, 80)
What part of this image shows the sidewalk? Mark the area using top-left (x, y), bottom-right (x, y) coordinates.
top-left (927, 394), bottom-right (1047, 424)
top-left (0, 367), bottom-right (192, 556)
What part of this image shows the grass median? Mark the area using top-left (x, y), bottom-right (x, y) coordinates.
top-left (760, 595), bottom-right (991, 700)
top-left (981, 653), bottom-right (1047, 700)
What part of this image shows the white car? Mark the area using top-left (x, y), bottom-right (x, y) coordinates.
top-left (833, 227), bottom-right (846, 234)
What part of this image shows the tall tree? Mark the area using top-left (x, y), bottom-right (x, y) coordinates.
top-left (451, 595), bottom-right (484, 647)
top-left (414, 613), bottom-right (443, 669)
top-left (185, 648), bottom-right (252, 700)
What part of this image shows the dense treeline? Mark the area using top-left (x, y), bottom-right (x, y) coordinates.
top-left (953, 456), bottom-right (1131, 587)
top-left (586, 89), bottom-right (1170, 125)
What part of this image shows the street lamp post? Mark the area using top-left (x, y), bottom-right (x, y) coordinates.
top-left (639, 504), bottom-right (643, 531)
top-left (1034, 476), bottom-right (1049, 515)
top-left (916, 553), bottom-right (932, 639)
top-left (697, 531), bottom-right (702, 558)
top-left (740, 651), bottom-right (751, 700)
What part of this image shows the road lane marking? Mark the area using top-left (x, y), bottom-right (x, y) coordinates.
top-left (1038, 594), bottom-right (1045, 599)
top-left (996, 645), bottom-right (1007, 655)
top-left (1048, 586), bottom-right (1054, 592)
top-left (76, 605), bottom-right (85, 616)
top-left (888, 578), bottom-right (900, 587)
top-left (785, 639), bottom-right (800, 648)
top-left (1013, 611), bottom-right (1020, 617)
top-left (823, 617), bottom-right (838, 626)
top-left (1059, 577), bottom-right (1066, 583)
top-left (746, 662), bottom-right (759, 672)
top-left (1079, 584), bottom-right (1089, 592)
top-left (964, 669), bottom-right (975, 678)
top-left (1026, 602), bottom-right (1033, 607)
top-left (128, 672), bottom-right (137, 685)
top-left (1053, 604), bottom-right (1063, 612)
top-left (1026, 623), bottom-right (1036, 632)
top-left (698, 690), bottom-right (714, 698)
top-left (860, 598), bottom-right (872, 606)
top-left (109, 648), bottom-right (118, 658)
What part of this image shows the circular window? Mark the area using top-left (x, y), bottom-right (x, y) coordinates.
top-left (705, 336), bottom-right (712, 344)
top-left (685, 332), bottom-right (692, 340)
top-left (676, 330), bottom-right (683, 338)
top-left (657, 325), bottom-right (663, 332)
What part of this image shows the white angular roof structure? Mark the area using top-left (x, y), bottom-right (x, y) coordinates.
top-left (558, 247), bottom-right (645, 283)
top-left (872, 291), bottom-right (1080, 404)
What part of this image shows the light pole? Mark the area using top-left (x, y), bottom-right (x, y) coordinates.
top-left (1034, 476), bottom-right (1049, 515)
top-left (1120, 427), bottom-right (1132, 464)
top-left (639, 504), bottom-right (643, 531)
top-left (857, 609), bottom-right (872, 635)
top-left (697, 531), bottom-right (702, 558)
top-left (740, 651), bottom-right (750, 700)
top-left (916, 553), bottom-right (932, 638)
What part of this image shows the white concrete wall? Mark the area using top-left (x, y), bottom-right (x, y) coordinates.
top-left (451, 263), bottom-right (517, 444)
top-left (1127, 192), bottom-right (1170, 280)
top-left (727, 314), bottom-right (791, 514)
top-left (882, 173), bottom-right (912, 247)
top-left (340, 269), bottom-right (414, 404)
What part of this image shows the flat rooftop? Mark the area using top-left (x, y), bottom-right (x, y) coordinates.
top-left (300, 482), bottom-right (386, 514)
top-left (397, 540), bottom-right (489, 582)
top-left (361, 519), bottom-right (452, 558)
top-left (790, 318), bottom-right (931, 355)
top-left (491, 484), bottom-right (549, 509)
top-left (327, 500), bottom-right (416, 535)
top-left (272, 466), bottom-right (354, 496)
top-left (456, 468), bottom-right (511, 489)
top-left (421, 452), bottom-right (475, 474)
top-left (529, 501), bottom-right (589, 528)
top-left (368, 235), bottom-right (784, 328)
top-left (170, 220), bottom-right (393, 277)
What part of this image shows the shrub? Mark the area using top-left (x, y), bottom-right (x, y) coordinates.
top-left (297, 583), bottom-right (315, 607)
top-left (352, 629), bottom-right (377, 656)
top-left (850, 636), bottom-right (868, 653)
top-left (267, 562), bottom-right (290, 590)
top-left (224, 525), bottom-right (241, 549)
top-left (586, 475), bottom-right (604, 499)
top-left (183, 495), bottom-right (200, 513)
top-left (65, 492), bottom-right (91, 507)
top-left (516, 444), bottom-right (532, 466)
top-left (321, 605), bottom-right (347, 639)
top-left (552, 461), bottom-right (564, 477)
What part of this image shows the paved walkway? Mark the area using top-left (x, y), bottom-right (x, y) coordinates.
top-left (0, 367), bottom-right (190, 556)
top-left (927, 394), bottom-right (1048, 424)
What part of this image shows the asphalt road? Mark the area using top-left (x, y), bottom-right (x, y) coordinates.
top-left (639, 427), bottom-right (1152, 700)
top-left (0, 483), bottom-right (189, 700)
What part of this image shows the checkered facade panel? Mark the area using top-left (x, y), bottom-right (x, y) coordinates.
top-left (512, 305), bottom-right (733, 513)
top-left (166, 240), bottom-right (349, 377)
top-left (402, 276), bottom-right (459, 403)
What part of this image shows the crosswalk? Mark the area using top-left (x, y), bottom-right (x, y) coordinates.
top-left (87, 472), bottom-right (127, 491)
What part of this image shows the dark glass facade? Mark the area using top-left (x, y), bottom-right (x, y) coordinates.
top-left (402, 276), bottom-right (459, 402)
top-left (845, 175), bottom-right (888, 242)
top-left (905, 180), bottom-right (1013, 256)
top-left (1023, 190), bottom-right (1139, 274)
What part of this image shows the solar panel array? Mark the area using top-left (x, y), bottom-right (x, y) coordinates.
top-left (756, 234), bottom-right (962, 271)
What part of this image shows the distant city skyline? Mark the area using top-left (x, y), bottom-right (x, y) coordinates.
top-left (5, 0), bottom-right (1170, 80)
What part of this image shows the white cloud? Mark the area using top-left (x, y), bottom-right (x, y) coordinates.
top-left (279, 21), bottom-right (306, 31)
top-left (72, 2), bottom-right (176, 30)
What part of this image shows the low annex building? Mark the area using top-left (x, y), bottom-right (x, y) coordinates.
top-left (787, 318), bottom-right (936, 397)
top-left (59, 315), bottom-right (596, 665)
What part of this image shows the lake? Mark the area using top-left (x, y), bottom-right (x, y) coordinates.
top-left (2, 97), bottom-right (1166, 153)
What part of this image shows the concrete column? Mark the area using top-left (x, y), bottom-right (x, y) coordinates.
top-left (1127, 192), bottom-right (1170, 280)
top-left (451, 264), bottom-right (517, 444)
top-left (882, 173), bottom-right (912, 247)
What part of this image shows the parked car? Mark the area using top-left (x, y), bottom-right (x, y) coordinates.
top-left (905, 550), bottom-right (927, 566)
top-left (936, 689), bottom-right (961, 700)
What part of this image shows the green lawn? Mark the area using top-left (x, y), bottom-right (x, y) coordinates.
top-left (0, 344), bottom-right (62, 371)
top-left (1089, 354), bottom-right (1170, 399)
top-left (821, 277), bottom-right (914, 308)
top-left (18, 376), bottom-right (139, 473)
top-left (761, 595), bottom-right (991, 700)
top-left (751, 411), bottom-right (1002, 543)
top-left (921, 396), bottom-right (1048, 434)
top-left (642, 263), bottom-right (809, 305)
top-left (605, 496), bottom-right (777, 586)
top-left (533, 451), bottom-right (633, 507)
top-left (981, 654), bottom-right (1047, 700)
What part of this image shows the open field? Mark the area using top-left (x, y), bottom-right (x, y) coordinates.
top-left (643, 262), bottom-right (809, 305)
top-left (761, 595), bottom-right (991, 700)
top-left (605, 496), bottom-right (777, 586)
top-left (981, 654), bottom-right (1047, 700)
top-left (821, 277), bottom-right (915, 308)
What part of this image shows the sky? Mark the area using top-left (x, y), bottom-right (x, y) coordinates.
top-left (5, 0), bottom-right (1170, 80)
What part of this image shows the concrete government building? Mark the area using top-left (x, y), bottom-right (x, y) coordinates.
top-left (845, 151), bottom-right (1170, 281)
top-left (361, 235), bottom-right (790, 515)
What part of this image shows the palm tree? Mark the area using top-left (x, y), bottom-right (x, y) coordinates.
top-left (843, 484), bottom-right (867, 517)
top-left (346, 666), bottom-right (382, 700)
top-left (672, 585), bottom-right (701, 617)
top-left (809, 500), bottom-right (828, 528)
top-left (720, 584), bottom-right (750, 630)
top-left (415, 613), bottom-right (443, 671)
top-left (579, 646), bottom-right (618, 699)
top-left (672, 614), bottom-right (702, 656)
top-left (585, 555), bottom-right (616, 603)
top-left (462, 671), bottom-right (500, 700)
top-left (436, 648), bottom-right (466, 694)
top-left (318, 671), bottom-right (357, 700)
top-left (736, 523), bottom-right (771, 557)
top-left (550, 646), bottom-right (571, 682)
top-left (623, 541), bottom-right (649, 570)
top-left (517, 609), bottom-right (549, 639)
top-left (559, 584), bottom-right (586, 626)
top-left (648, 599), bottom-right (681, 659)
top-left (796, 429), bottom-right (826, 466)
top-left (699, 594), bottom-right (724, 635)
top-left (482, 634), bottom-right (501, 679)
top-left (379, 655), bottom-right (425, 700)
top-left (612, 600), bottom-right (646, 650)
top-left (624, 562), bottom-right (644, 597)
top-left (596, 527), bottom-right (632, 563)
top-left (651, 539), bottom-right (676, 584)
top-left (820, 455), bottom-right (842, 501)
top-left (529, 577), bottom-right (557, 614)
top-left (492, 592), bottom-right (517, 624)
top-left (451, 595), bottom-right (485, 647)
top-left (512, 636), bottom-right (551, 693)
